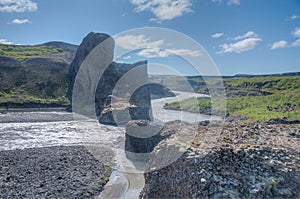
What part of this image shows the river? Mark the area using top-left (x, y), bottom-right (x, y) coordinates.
top-left (0, 92), bottom-right (220, 198)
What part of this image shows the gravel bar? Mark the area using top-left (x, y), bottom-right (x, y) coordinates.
top-left (0, 145), bottom-right (111, 198)
top-left (0, 112), bottom-right (74, 123)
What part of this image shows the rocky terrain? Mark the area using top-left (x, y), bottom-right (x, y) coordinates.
top-left (141, 121), bottom-right (300, 198)
top-left (0, 146), bottom-right (111, 198)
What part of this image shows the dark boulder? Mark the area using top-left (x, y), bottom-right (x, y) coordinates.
top-left (125, 120), bottom-right (164, 161)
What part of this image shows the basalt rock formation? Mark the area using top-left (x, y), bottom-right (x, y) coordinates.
top-left (140, 121), bottom-right (300, 198)
top-left (68, 32), bottom-right (152, 125)
top-left (125, 120), bottom-right (165, 161)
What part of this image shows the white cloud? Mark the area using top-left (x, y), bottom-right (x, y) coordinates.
top-left (149, 17), bottom-right (162, 23)
top-left (291, 39), bottom-right (300, 47)
top-left (167, 48), bottom-right (201, 57)
top-left (289, 27), bottom-right (300, 47)
top-left (129, 0), bottom-right (193, 21)
top-left (137, 48), bottom-right (201, 58)
top-left (115, 34), bottom-right (164, 50)
top-left (10, 18), bottom-right (31, 24)
top-left (291, 14), bottom-right (300, 20)
top-left (292, 27), bottom-right (300, 38)
top-left (234, 31), bottom-right (257, 40)
top-left (218, 37), bottom-right (261, 54)
top-left (0, 39), bottom-right (13, 45)
top-left (0, 0), bottom-right (37, 12)
top-left (211, 32), bottom-right (224, 39)
top-left (115, 34), bottom-right (201, 58)
top-left (212, 0), bottom-right (240, 5)
top-left (271, 40), bottom-right (287, 50)
top-left (218, 31), bottom-right (261, 54)
top-left (227, 0), bottom-right (240, 5)
top-left (138, 48), bottom-right (169, 58)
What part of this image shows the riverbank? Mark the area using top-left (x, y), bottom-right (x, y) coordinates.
top-left (0, 111), bottom-right (73, 123)
top-left (164, 75), bottom-right (300, 122)
top-left (0, 145), bottom-right (111, 198)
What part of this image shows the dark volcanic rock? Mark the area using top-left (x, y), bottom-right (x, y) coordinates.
top-left (67, 32), bottom-right (113, 103)
top-left (0, 56), bottom-right (22, 69)
top-left (0, 146), bottom-right (111, 198)
top-left (148, 83), bottom-right (176, 99)
top-left (125, 120), bottom-right (164, 161)
top-left (140, 122), bottom-right (300, 198)
top-left (97, 60), bottom-right (152, 125)
top-left (68, 32), bottom-right (152, 124)
top-left (267, 118), bottom-right (300, 125)
top-left (0, 56), bottom-right (24, 92)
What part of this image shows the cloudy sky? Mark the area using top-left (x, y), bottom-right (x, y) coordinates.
top-left (0, 0), bottom-right (300, 75)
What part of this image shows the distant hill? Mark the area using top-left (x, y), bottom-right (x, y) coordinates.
top-left (0, 38), bottom-right (298, 109)
top-left (0, 42), bottom-right (77, 108)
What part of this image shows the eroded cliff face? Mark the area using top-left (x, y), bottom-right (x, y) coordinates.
top-left (0, 42), bottom-right (77, 108)
top-left (68, 32), bottom-right (152, 125)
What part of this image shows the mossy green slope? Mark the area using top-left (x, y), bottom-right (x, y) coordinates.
top-left (165, 75), bottom-right (300, 122)
top-left (0, 42), bottom-right (77, 108)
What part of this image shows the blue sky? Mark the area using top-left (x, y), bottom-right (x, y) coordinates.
top-left (0, 0), bottom-right (300, 75)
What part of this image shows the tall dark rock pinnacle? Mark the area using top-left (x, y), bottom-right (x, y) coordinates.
top-left (67, 32), bottom-right (152, 125)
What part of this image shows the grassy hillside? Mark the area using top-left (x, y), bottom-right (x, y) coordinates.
top-left (165, 75), bottom-right (300, 122)
top-left (0, 44), bottom-right (62, 60)
top-left (0, 42), bottom-right (77, 109)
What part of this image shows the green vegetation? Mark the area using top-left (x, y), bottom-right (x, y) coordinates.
top-left (165, 76), bottom-right (300, 122)
top-left (225, 76), bottom-right (299, 92)
top-left (0, 44), bottom-right (62, 60)
top-left (0, 90), bottom-right (69, 108)
top-left (0, 43), bottom-right (72, 108)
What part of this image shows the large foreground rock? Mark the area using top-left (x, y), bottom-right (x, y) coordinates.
top-left (141, 122), bottom-right (300, 198)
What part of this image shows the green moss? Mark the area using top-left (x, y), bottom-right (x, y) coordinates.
top-left (104, 166), bottom-right (111, 174)
top-left (0, 44), bottom-right (62, 60)
top-left (225, 76), bottom-right (300, 92)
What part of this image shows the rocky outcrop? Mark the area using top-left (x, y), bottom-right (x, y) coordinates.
top-left (97, 60), bottom-right (153, 125)
top-left (68, 32), bottom-right (152, 125)
top-left (67, 32), bottom-right (113, 102)
top-left (125, 120), bottom-right (164, 161)
top-left (141, 121), bottom-right (300, 198)
top-left (147, 84), bottom-right (176, 99)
